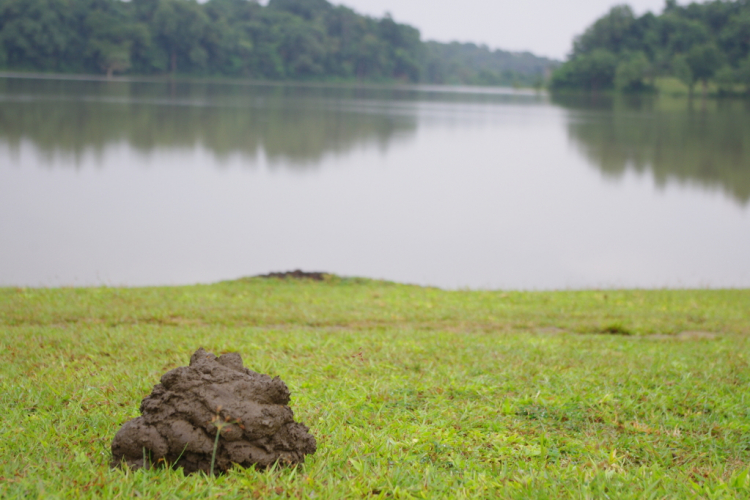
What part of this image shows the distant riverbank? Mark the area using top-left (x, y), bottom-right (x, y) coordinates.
top-left (0, 0), bottom-right (554, 88)
top-left (550, 2), bottom-right (750, 97)
top-left (0, 70), bottom-right (546, 94)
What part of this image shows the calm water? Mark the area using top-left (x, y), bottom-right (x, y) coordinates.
top-left (1, 76), bottom-right (749, 289)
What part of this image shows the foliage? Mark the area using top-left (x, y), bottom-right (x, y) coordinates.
top-left (549, 49), bottom-right (619, 91)
top-left (1, 280), bottom-right (750, 497)
top-left (551, 0), bottom-right (750, 94)
top-left (614, 51), bottom-right (651, 90)
top-left (422, 42), bottom-right (555, 88)
top-left (0, 0), bottom-right (555, 85)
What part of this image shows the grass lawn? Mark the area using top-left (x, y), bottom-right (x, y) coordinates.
top-left (1, 277), bottom-right (749, 498)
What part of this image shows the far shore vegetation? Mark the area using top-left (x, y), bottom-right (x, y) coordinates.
top-left (1, 277), bottom-right (750, 497)
top-left (0, 0), bottom-right (555, 88)
top-left (6, 0), bottom-right (750, 98)
top-left (551, 0), bottom-right (750, 98)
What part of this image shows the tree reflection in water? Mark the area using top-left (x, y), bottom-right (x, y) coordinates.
top-left (4, 77), bottom-right (749, 208)
top-left (555, 93), bottom-right (750, 205)
top-left (0, 78), bottom-right (418, 167)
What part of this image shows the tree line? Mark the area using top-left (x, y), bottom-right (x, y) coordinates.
top-left (550, 0), bottom-right (750, 94)
top-left (0, 0), bottom-right (555, 85)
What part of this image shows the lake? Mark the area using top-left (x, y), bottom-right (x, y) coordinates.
top-left (1, 75), bottom-right (749, 290)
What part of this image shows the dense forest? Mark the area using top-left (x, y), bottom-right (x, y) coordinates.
top-left (0, 0), bottom-right (555, 86)
top-left (551, 0), bottom-right (750, 94)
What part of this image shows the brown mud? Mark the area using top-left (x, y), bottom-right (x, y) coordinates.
top-left (111, 348), bottom-right (316, 475)
top-left (257, 270), bottom-right (329, 281)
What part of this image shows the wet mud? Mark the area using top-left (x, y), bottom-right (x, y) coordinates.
top-left (111, 348), bottom-right (316, 474)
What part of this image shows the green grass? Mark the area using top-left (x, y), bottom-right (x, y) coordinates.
top-left (652, 76), bottom-right (748, 98)
top-left (1, 277), bottom-right (749, 498)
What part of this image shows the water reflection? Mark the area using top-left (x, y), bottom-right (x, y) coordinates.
top-left (555, 94), bottom-right (750, 205)
top-left (0, 78), bottom-right (421, 166)
top-left (0, 78), bottom-right (555, 169)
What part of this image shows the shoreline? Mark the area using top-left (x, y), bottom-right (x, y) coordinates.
top-left (0, 70), bottom-right (545, 96)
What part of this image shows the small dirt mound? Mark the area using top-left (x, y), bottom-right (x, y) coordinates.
top-left (599, 323), bottom-right (632, 336)
top-left (111, 348), bottom-right (316, 475)
top-left (257, 270), bottom-right (329, 281)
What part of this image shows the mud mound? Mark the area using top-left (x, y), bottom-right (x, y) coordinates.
top-left (257, 270), bottom-right (329, 281)
top-left (111, 348), bottom-right (316, 475)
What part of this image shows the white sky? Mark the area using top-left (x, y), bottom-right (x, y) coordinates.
top-left (306, 0), bottom-right (671, 60)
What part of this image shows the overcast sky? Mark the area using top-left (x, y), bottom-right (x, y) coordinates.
top-left (315, 0), bottom-right (671, 60)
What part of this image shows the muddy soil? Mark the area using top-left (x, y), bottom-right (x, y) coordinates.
top-left (257, 270), bottom-right (329, 281)
top-left (111, 348), bottom-right (316, 474)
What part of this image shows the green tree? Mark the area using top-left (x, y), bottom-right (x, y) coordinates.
top-left (277, 15), bottom-right (328, 77)
top-left (714, 65), bottom-right (737, 94)
top-left (91, 40), bottom-right (131, 77)
top-left (0, 0), bottom-right (556, 84)
top-left (268, 0), bottom-right (332, 21)
top-left (203, 0), bottom-right (259, 75)
top-left (734, 53), bottom-right (750, 93)
top-left (614, 51), bottom-right (651, 90)
top-left (686, 42), bottom-right (725, 96)
top-left (718, 10), bottom-right (750, 65)
top-left (550, 49), bottom-right (618, 91)
top-left (574, 5), bottom-right (638, 56)
top-left (551, 0), bottom-right (750, 95)
top-left (378, 15), bottom-right (421, 81)
top-left (152, 0), bottom-right (209, 73)
top-left (81, 1), bottom-right (149, 77)
top-left (0, 0), bottom-right (82, 71)
top-left (672, 53), bottom-right (695, 94)
top-left (661, 15), bottom-right (709, 54)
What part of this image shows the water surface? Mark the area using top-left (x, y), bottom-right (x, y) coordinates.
top-left (1, 77), bottom-right (748, 289)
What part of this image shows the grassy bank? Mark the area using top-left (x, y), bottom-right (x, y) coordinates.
top-left (552, 77), bottom-right (749, 99)
top-left (1, 278), bottom-right (749, 498)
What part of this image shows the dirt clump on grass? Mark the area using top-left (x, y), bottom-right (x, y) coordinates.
top-left (257, 270), bottom-right (329, 281)
top-left (111, 348), bottom-right (316, 475)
